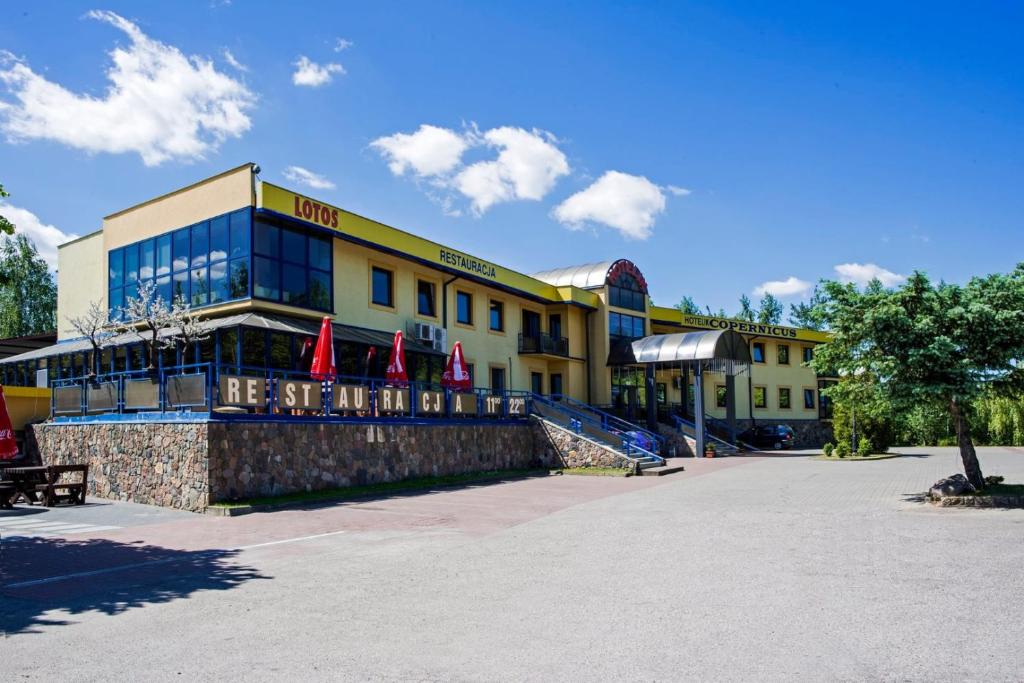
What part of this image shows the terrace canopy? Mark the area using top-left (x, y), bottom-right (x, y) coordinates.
top-left (628, 329), bottom-right (751, 455)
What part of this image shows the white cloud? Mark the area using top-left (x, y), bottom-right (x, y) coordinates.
top-left (0, 202), bottom-right (77, 270)
top-left (552, 171), bottom-right (667, 240)
top-left (370, 124), bottom-right (469, 178)
top-left (291, 56), bottom-right (344, 87)
top-left (0, 11), bottom-right (255, 166)
top-left (334, 38), bottom-right (354, 52)
top-left (371, 124), bottom-right (569, 215)
top-left (834, 262), bottom-right (907, 288)
top-left (753, 276), bottom-right (812, 298)
top-left (222, 48), bottom-right (247, 72)
top-left (454, 127), bottom-right (569, 214)
top-left (282, 165), bottom-right (335, 190)
top-left (666, 185), bottom-right (691, 197)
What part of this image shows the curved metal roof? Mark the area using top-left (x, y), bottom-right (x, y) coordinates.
top-left (530, 261), bottom-right (617, 290)
top-left (630, 329), bottom-right (752, 364)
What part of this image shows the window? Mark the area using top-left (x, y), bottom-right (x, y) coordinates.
top-left (456, 291), bottom-right (473, 325)
top-left (250, 220), bottom-right (331, 312)
top-left (609, 312), bottom-right (645, 340)
top-left (549, 314), bottom-right (563, 340)
top-left (607, 270), bottom-right (646, 312)
top-left (752, 342), bottom-right (766, 363)
top-left (489, 300), bottom-right (504, 332)
top-left (417, 279), bottom-right (436, 317)
top-left (715, 385), bottom-right (727, 408)
top-left (466, 363), bottom-right (475, 386)
top-left (802, 346), bottom-right (814, 364)
top-left (753, 386), bottom-right (767, 409)
top-left (778, 387), bottom-right (792, 409)
top-left (803, 388), bottom-right (816, 410)
top-left (530, 372), bottom-right (543, 394)
top-left (777, 344), bottom-right (790, 365)
top-left (108, 208), bottom-right (254, 316)
top-left (490, 366), bottom-right (506, 392)
top-left (370, 267), bottom-right (393, 307)
top-left (550, 373), bottom-right (563, 396)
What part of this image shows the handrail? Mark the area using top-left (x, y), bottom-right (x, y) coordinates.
top-left (50, 362), bottom-right (535, 421)
top-left (530, 393), bottom-right (665, 465)
top-left (671, 415), bottom-right (755, 451)
top-left (547, 393), bottom-right (665, 450)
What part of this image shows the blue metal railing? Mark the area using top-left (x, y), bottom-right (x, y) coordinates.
top-left (531, 393), bottom-right (665, 462)
top-left (51, 362), bottom-right (534, 422)
top-left (671, 414), bottom-right (754, 451)
top-left (546, 393), bottom-right (665, 452)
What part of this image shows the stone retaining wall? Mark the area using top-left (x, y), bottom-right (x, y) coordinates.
top-left (26, 422), bottom-right (209, 511)
top-left (27, 419), bottom-right (550, 512)
top-left (531, 417), bottom-right (630, 469)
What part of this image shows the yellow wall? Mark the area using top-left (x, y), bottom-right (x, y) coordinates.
top-left (654, 337), bottom-right (821, 422)
top-left (4, 387), bottom-right (50, 430)
top-left (103, 164), bottom-right (255, 250)
top-left (329, 240), bottom-right (587, 397)
top-left (56, 231), bottom-right (105, 341)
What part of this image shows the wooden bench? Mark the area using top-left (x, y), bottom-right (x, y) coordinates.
top-left (0, 480), bottom-right (15, 509)
top-left (34, 465), bottom-right (89, 507)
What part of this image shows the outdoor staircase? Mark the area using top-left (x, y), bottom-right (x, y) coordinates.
top-left (669, 415), bottom-right (746, 455)
top-left (529, 394), bottom-right (667, 471)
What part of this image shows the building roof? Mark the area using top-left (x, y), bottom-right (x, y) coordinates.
top-left (0, 313), bottom-right (441, 365)
top-left (630, 329), bottom-right (752, 364)
top-left (530, 261), bottom-right (617, 290)
top-left (0, 332), bottom-right (58, 360)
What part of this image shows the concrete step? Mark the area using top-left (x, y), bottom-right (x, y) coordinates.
top-left (638, 458), bottom-right (686, 476)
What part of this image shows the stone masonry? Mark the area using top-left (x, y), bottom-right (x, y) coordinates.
top-left (531, 417), bottom-right (631, 469)
top-left (27, 419), bottom-right (554, 512)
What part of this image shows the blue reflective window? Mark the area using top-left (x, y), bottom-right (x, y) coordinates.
top-left (125, 243), bottom-right (140, 284)
top-left (372, 267), bottom-right (393, 307)
top-left (190, 267), bottom-right (209, 306)
top-left (156, 275), bottom-right (171, 304)
top-left (309, 235), bottom-right (331, 271)
top-left (156, 234), bottom-right (171, 277)
top-left (108, 287), bottom-right (124, 315)
top-left (210, 216), bottom-right (228, 263)
top-left (108, 249), bottom-right (124, 288)
top-left (254, 223), bottom-right (279, 256)
top-left (229, 209), bottom-right (250, 259)
top-left (140, 239), bottom-right (155, 280)
top-left (254, 256), bottom-right (280, 300)
top-left (309, 270), bottom-right (331, 311)
top-left (283, 263), bottom-right (308, 306)
top-left (282, 230), bottom-right (306, 265)
top-left (229, 258), bottom-right (249, 299)
top-left (191, 222), bottom-right (209, 268)
top-left (209, 261), bottom-right (228, 303)
top-left (172, 229), bottom-right (189, 272)
top-left (172, 270), bottom-right (188, 303)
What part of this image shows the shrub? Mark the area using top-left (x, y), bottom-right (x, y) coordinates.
top-left (856, 437), bottom-right (874, 457)
top-left (823, 442), bottom-right (835, 457)
top-left (984, 475), bottom-right (1005, 486)
top-left (835, 441), bottom-right (851, 458)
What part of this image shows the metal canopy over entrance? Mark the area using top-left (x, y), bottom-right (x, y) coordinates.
top-left (629, 329), bottom-right (751, 456)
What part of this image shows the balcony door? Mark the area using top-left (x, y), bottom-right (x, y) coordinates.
top-left (549, 314), bottom-right (562, 341)
top-left (522, 310), bottom-right (541, 339)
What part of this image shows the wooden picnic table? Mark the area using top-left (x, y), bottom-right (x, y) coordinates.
top-left (0, 465), bottom-right (88, 507)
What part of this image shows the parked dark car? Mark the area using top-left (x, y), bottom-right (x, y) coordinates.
top-left (740, 424), bottom-right (796, 450)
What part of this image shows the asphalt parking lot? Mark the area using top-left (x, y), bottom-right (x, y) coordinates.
top-left (2, 447), bottom-right (1023, 681)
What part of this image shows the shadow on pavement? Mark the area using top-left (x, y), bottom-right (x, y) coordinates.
top-left (0, 535), bottom-right (267, 636)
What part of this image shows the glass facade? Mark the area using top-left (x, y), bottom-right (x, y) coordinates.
top-left (108, 210), bottom-right (332, 318)
top-left (108, 208), bottom-right (253, 318)
top-left (608, 271), bottom-right (646, 311)
top-left (609, 311), bottom-right (645, 340)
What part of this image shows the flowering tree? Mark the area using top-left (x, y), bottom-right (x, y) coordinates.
top-left (68, 300), bottom-right (116, 377)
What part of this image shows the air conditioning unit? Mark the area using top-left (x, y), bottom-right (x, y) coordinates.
top-left (432, 326), bottom-right (447, 353)
top-left (414, 322), bottom-right (435, 342)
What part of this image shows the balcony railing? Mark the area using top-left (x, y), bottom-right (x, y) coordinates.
top-left (518, 332), bottom-right (569, 357)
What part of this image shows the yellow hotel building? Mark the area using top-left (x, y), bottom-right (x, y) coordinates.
top-left (1, 163), bottom-right (835, 444)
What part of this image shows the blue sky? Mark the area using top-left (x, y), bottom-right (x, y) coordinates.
top-left (1, 1), bottom-right (1021, 318)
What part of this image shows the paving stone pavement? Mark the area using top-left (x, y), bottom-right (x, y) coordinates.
top-left (2, 447), bottom-right (1023, 681)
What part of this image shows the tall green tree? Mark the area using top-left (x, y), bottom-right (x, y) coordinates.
top-left (0, 183), bottom-right (15, 236)
top-left (812, 268), bottom-right (1024, 488)
top-left (676, 296), bottom-right (701, 315)
top-left (757, 293), bottom-right (783, 324)
top-left (736, 294), bottom-right (756, 322)
top-left (0, 234), bottom-right (57, 337)
top-left (788, 288), bottom-right (826, 330)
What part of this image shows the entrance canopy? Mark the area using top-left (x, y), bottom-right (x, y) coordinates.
top-left (629, 329), bottom-right (751, 374)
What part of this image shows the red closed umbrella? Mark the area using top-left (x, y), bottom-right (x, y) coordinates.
top-left (0, 386), bottom-right (19, 461)
top-left (441, 341), bottom-right (472, 391)
top-left (309, 316), bottom-right (336, 381)
top-left (385, 330), bottom-right (408, 386)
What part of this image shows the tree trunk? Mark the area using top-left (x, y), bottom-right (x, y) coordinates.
top-left (949, 398), bottom-right (985, 489)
